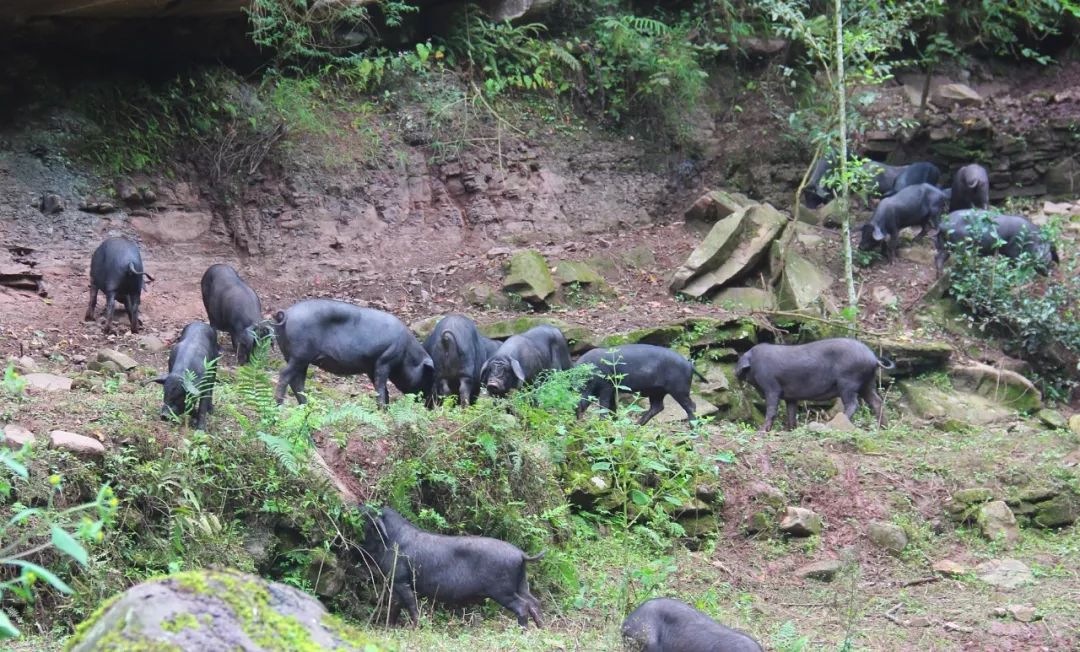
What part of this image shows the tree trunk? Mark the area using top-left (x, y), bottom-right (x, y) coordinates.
top-left (835, 0), bottom-right (857, 311)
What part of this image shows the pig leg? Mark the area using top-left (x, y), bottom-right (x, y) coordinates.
top-left (840, 382), bottom-right (862, 420)
top-left (194, 395), bottom-right (211, 430)
top-left (126, 293), bottom-right (141, 333)
top-left (391, 583), bottom-right (420, 626)
top-left (275, 360), bottom-right (308, 404)
top-left (459, 378), bottom-right (472, 407)
top-left (860, 381), bottom-right (886, 427)
top-left (372, 354), bottom-right (395, 407)
top-left (784, 401), bottom-right (798, 430)
top-left (84, 286), bottom-right (99, 321)
top-left (672, 391), bottom-right (697, 423)
top-left (637, 393), bottom-right (665, 426)
top-left (761, 390), bottom-right (782, 432)
top-left (102, 292), bottom-right (117, 334)
top-left (599, 384), bottom-right (616, 416)
top-left (914, 222), bottom-right (930, 240)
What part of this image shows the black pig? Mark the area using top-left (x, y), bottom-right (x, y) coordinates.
top-left (152, 321), bottom-right (219, 430)
top-left (884, 161), bottom-right (941, 197)
top-left (735, 338), bottom-right (893, 432)
top-left (200, 264), bottom-right (267, 365)
top-left (858, 183), bottom-right (949, 262)
top-left (622, 598), bottom-right (763, 652)
top-left (271, 299), bottom-right (433, 406)
top-left (85, 237), bottom-right (153, 334)
top-left (949, 164), bottom-right (990, 212)
top-left (358, 506), bottom-right (544, 628)
top-left (424, 314), bottom-right (487, 406)
top-left (480, 325), bottom-right (571, 397)
top-left (575, 344), bottom-right (705, 425)
top-left (935, 209), bottom-right (1058, 275)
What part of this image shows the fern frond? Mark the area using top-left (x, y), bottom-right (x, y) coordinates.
top-left (257, 431), bottom-right (305, 475)
top-left (548, 43), bottom-right (581, 72)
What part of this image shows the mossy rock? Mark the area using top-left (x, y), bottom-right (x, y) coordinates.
top-left (1033, 493), bottom-right (1079, 528)
top-left (776, 251), bottom-right (833, 314)
top-left (949, 363), bottom-right (1042, 413)
top-left (503, 249), bottom-right (556, 305)
top-left (711, 287), bottom-right (776, 312)
top-left (67, 568), bottom-right (388, 652)
top-left (600, 324), bottom-right (686, 348)
top-left (863, 337), bottom-right (953, 377)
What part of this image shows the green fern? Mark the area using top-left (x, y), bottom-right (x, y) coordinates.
top-left (256, 432), bottom-right (302, 475)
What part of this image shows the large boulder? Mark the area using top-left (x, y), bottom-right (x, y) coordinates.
top-left (863, 337), bottom-right (953, 376)
top-left (670, 203), bottom-right (788, 298)
top-left (977, 500), bottom-right (1020, 544)
top-left (67, 569), bottom-right (386, 651)
top-left (711, 287), bottom-right (775, 311)
top-left (899, 379), bottom-right (1015, 428)
top-left (949, 363), bottom-right (1042, 412)
top-left (1046, 156), bottom-right (1079, 197)
top-left (931, 82), bottom-right (983, 107)
top-left (503, 249), bottom-right (557, 305)
top-left (601, 324), bottom-right (686, 348)
top-left (684, 189), bottom-right (754, 225)
top-left (776, 251), bottom-right (833, 313)
top-left (553, 260), bottom-right (612, 301)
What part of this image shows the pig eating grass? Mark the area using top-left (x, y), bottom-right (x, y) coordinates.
top-left (358, 506), bottom-right (544, 628)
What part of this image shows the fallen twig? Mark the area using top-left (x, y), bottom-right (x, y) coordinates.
top-left (882, 602), bottom-right (905, 627)
top-left (900, 576), bottom-right (939, 588)
top-left (943, 621), bottom-right (973, 634)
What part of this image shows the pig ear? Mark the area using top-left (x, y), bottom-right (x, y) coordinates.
top-left (872, 225), bottom-right (887, 241)
top-left (479, 360), bottom-right (490, 384)
top-left (735, 352), bottom-right (752, 380)
top-left (147, 374), bottom-right (168, 385)
top-left (511, 358), bottom-right (526, 383)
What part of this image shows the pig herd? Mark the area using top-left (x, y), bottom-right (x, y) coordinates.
top-left (91, 185), bottom-right (1051, 648)
top-left (806, 159), bottom-right (1059, 274)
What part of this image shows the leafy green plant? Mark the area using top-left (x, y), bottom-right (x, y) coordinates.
top-left (0, 455), bottom-right (117, 640)
top-left (946, 214), bottom-right (1079, 396)
top-left (2, 363), bottom-right (26, 398)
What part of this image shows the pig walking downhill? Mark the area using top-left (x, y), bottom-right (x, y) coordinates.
top-left (736, 338), bottom-right (893, 432)
top-left (575, 344), bottom-right (705, 425)
top-left (935, 209), bottom-right (1059, 275)
top-left (358, 506), bottom-right (544, 628)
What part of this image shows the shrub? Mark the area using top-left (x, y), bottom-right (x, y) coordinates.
top-left (946, 218), bottom-right (1079, 398)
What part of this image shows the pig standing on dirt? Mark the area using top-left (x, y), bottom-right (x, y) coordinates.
top-left (200, 264), bottom-right (267, 365)
top-left (423, 314), bottom-right (489, 406)
top-left (948, 163), bottom-right (990, 212)
top-left (85, 236), bottom-right (153, 334)
top-left (735, 338), bottom-right (893, 432)
top-left (935, 209), bottom-right (1058, 275)
top-left (270, 299), bottom-right (433, 406)
top-left (575, 344), bottom-right (705, 425)
top-left (858, 183), bottom-right (949, 263)
top-left (480, 325), bottom-right (571, 397)
top-left (622, 598), bottom-right (763, 652)
top-left (152, 321), bottom-right (219, 430)
top-left (358, 506), bottom-right (544, 628)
